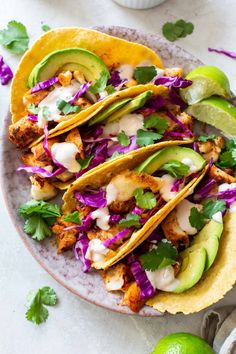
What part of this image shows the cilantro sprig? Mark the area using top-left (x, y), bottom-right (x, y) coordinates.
top-left (118, 130), bottom-right (130, 147)
top-left (162, 19), bottom-right (194, 42)
top-left (57, 99), bottom-right (81, 115)
top-left (64, 211), bottom-right (81, 224)
top-left (217, 139), bottom-right (236, 168)
top-left (140, 241), bottom-right (177, 271)
top-left (89, 70), bottom-right (110, 94)
top-left (134, 188), bottom-right (157, 210)
top-left (134, 66), bottom-right (157, 84)
top-left (160, 160), bottom-right (190, 178)
top-left (136, 129), bottom-right (162, 147)
top-left (144, 114), bottom-right (168, 134)
top-left (197, 134), bottom-right (216, 142)
top-left (19, 200), bottom-right (61, 241)
top-left (189, 199), bottom-right (226, 230)
top-left (0, 21), bottom-right (29, 54)
top-left (77, 155), bottom-right (94, 169)
top-left (26, 287), bottom-right (58, 325)
top-left (119, 213), bottom-right (141, 229)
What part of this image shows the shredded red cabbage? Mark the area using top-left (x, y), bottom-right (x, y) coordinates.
top-left (17, 165), bottom-right (65, 177)
top-left (138, 107), bottom-right (156, 117)
top-left (103, 227), bottom-right (132, 248)
top-left (107, 70), bottom-right (128, 89)
top-left (69, 81), bottom-right (92, 105)
top-left (27, 114), bottom-right (38, 122)
top-left (171, 177), bottom-right (185, 192)
top-left (167, 111), bottom-right (193, 136)
top-left (109, 213), bottom-right (122, 223)
top-left (194, 179), bottom-right (217, 202)
top-left (164, 131), bottom-right (191, 138)
top-left (31, 76), bottom-right (58, 93)
top-left (146, 227), bottom-right (164, 243)
top-left (0, 55), bottom-right (13, 85)
top-left (154, 76), bottom-right (192, 89)
top-left (211, 188), bottom-right (236, 207)
top-left (128, 256), bottom-right (155, 300)
top-left (169, 88), bottom-right (187, 110)
top-left (145, 95), bottom-right (166, 110)
top-left (74, 233), bottom-right (91, 272)
top-left (75, 189), bottom-right (107, 208)
top-left (107, 136), bottom-right (138, 157)
top-left (133, 206), bottom-right (144, 215)
top-left (193, 142), bottom-right (198, 152)
top-left (208, 47), bottom-right (236, 59)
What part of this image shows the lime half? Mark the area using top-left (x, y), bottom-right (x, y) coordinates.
top-left (152, 332), bottom-right (215, 354)
top-left (181, 66), bottom-right (231, 104)
top-left (186, 96), bottom-right (236, 136)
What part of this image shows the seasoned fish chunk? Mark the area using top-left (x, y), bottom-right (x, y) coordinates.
top-left (8, 117), bottom-right (43, 148)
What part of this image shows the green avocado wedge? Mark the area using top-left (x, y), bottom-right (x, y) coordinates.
top-left (105, 91), bottom-right (152, 123)
top-left (172, 247), bottom-right (207, 293)
top-left (135, 146), bottom-right (205, 175)
top-left (88, 98), bottom-right (132, 126)
top-left (28, 48), bottom-right (110, 87)
top-left (181, 219), bottom-right (223, 271)
top-left (186, 96), bottom-right (236, 137)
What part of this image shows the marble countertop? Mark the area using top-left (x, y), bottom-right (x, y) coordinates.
top-left (1, 1), bottom-right (236, 353)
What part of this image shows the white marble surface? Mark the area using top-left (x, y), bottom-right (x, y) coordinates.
top-left (1, 1), bottom-right (236, 353)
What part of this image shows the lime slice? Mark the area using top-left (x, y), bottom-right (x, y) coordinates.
top-left (186, 96), bottom-right (236, 136)
top-left (181, 65), bottom-right (231, 104)
top-left (152, 332), bottom-right (214, 354)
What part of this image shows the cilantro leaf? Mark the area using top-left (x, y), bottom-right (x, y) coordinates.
top-left (64, 211), bottom-right (81, 224)
top-left (218, 150), bottom-right (236, 168)
top-left (41, 24), bottom-right (51, 32)
top-left (28, 103), bottom-right (39, 115)
top-left (108, 151), bottom-right (124, 160)
top-left (57, 99), bottom-right (81, 115)
top-left (140, 241), bottom-right (177, 271)
top-left (136, 129), bottom-right (162, 147)
top-left (25, 287), bottom-right (57, 325)
top-left (189, 207), bottom-right (205, 231)
top-left (160, 160), bottom-right (190, 178)
top-left (89, 70), bottom-right (110, 94)
top-left (119, 213), bottom-right (141, 229)
top-left (144, 114), bottom-right (168, 134)
top-left (0, 21), bottom-right (29, 54)
top-left (134, 188), bottom-right (157, 210)
top-left (77, 155), bottom-right (94, 169)
top-left (134, 66), bottom-right (157, 84)
top-left (105, 85), bottom-right (116, 95)
top-left (118, 130), bottom-right (130, 146)
top-left (225, 139), bottom-right (236, 151)
top-left (203, 199), bottom-right (226, 219)
top-left (24, 215), bottom-right (52, 241)
top-left (162, 19), bottom-right (194, 42)
top-left (19, 200), bottom-right (61, 218)
top-left (197, 134), bottom-right (216, 142)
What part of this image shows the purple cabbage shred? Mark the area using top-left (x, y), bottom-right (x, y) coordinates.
top-left (31, 76), bottom-right (58, 93)
top-left (0, 55), bottom-right (13, 85)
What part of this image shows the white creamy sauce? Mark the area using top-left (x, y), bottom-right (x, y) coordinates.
top-left (117, 64), bottom-right (134, 81)
top-left (51, 142), bottom-right (81, 173)
top-left (159, 174), bottom-right (179, 202)
top-left (181, 158), bottom-right (197, 173)
top-left (85, 239), bottom-right (109, 263)
top-left (102, 113), bottom-right (144, 137)
top-left (218, 182), bottom-right (236, 192)
top-left (146, 265), bottom-right (179, 292)
top-left (212, 211), bottom-right (223, 224)
top-left (106, 174), bottom-right (142, 204)
top-left (37, 80), bottom-right (81, 128)
top-left (91, 207), bottom-right (110, 230)
top-left (176, 199), bottom-right (202, 235)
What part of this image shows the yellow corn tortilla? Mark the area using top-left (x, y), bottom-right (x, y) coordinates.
top-left (62, 147), bottom-right (207, 270)
top-left (147, 210), bottom-right (236, 314)
top-left (10, 27), bottom-right (164, 123)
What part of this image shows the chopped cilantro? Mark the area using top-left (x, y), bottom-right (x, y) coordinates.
top-left (57, 99), bottom-right (81, 115)
top-left (28, 103), bottom-right (39, 115)
top-left (140, 241), bottom-right (177, 271)
top-left (197, 134), bottom-right (216, 142)
top-left (118, 130), bottom-right (130, 146)
top-left (144, 114), bottom-right (168, 134)
top-left (119, 213), bottom-right (141, 228)
top-left (0, 20), bottom-right (29, 54)
top-left (89, 70), bottom-right (110, 94)
top-left (189, 207), bottom-right (205, 231)
top-left (64, 211), bottom-right (81, 224)
top-left (26, 287), bottom-right (57, 325)
top-left (203, 199), bottom-right (226, 219)
top-left (160, 160), bottom-right (189, 178)
top-left (134, 188), bottom-right (157, 210)
top-left (134, 66), bottom-right (157, 84)
top-left (77, 155), bottom-right (94, 169)
top-left (41, 24), bottom-right (51, 32)
top-left (136, 129), bottom-right (162, 147)
top-left (162, 19), bottom-right (194, 42)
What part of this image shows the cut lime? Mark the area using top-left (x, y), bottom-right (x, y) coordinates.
top-left (152, 332), bottom-right (215, 354)
top-left (181, 66), bottom-right (231, 104)
top-left (186, 96), bottom-right (236, 136)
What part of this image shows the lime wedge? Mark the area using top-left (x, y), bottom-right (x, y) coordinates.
top-left (181, 65), bottom-right (231, 104)
top-left (186, 96), bottom-right (236, 136)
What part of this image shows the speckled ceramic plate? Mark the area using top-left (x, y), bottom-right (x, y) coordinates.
top-left (1, 26), bottom-right (203, 316)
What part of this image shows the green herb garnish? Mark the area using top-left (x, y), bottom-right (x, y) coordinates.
top-left (162, 19), bottom-right (194, 42)
top-left (134, 188), bottom-right (157, 210)
top-left (136, 129), bottom-right (162, 147)
top-left (41, 24), bottom-right (51, 32)
top-left (57, 99), bottom-right (81, 115)
top-left (0, 20), bottom-right (29, 54)
top-left (119, 213), bottom-right (141, 228)
top-left (89, 70), bottom-right (110, 94)
top-left (197, 134), bottom-right (216, 142)
top-left (118, 130), bottom-right (130, 146)
top-left (140, 241), bottom-right (177, 271)
top-left (64, 211), bottom-right (81, 224)
top-left (77, 155), bottom-right (94, 169)
top-left (160, 160), bottom-right (190, 178)
top-left (134, 66), bottom-right (157, 84)
top-left (144, 114), bottom-right (168, 134)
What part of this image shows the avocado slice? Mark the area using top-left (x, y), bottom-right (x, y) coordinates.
top-left (181, 220), bottom-right (223, 271)
top-left (105, 91), bottom-right (152, 123)
top-left (88, 98), bottom-right (132, 126)
top-left (172, 247), bottom-right (206, 293)
top-left (135, 146), bottom-right (206, 175)
top-left (28, 48), bottom-right (110, 87)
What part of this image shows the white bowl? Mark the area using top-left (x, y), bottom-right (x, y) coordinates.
top-left (113, 0), bottom-right (166, 9)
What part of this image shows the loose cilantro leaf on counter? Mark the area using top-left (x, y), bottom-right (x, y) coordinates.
top-left (89, 70), bottom-right (110, 94)
top-left (136, 129), bottom-right (162, 147)
top-left (19, 200), bottom-right (61, 241)
top-left (64, 211), bottom-right (81, 224)
top-left (189, 207), bottom-right (205, 231)
top-left (119, 213), bottom-right (141, 229)
top-left (144, 114), bottom-right (168, 134)
top-left (134, 188), bottom-right (157, 210)
top-left (140, 241), bottom-right (178, 271)
top-left (197, 134), bottom-right (216, 142)
top-left (134, 66), bottom-right (157, 84)
top-left (203, 199), bottom-right (226, 219)
top-left (41, 24), bottom-right (51, 32)
top-left (118, 130), bottom-right (130, 146)
top-left (26, 286), bottom-right (57, 325)
top-left (162, 19), bottom-right (194, 42)
top-left (0, 21), bottom-right (29, 54)
top-left (57, 99), bottom-right (81, 115)
top-left (77, 155), bottom-right (94, 169)
top-left (160, 160), bottom-right (189, 178)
